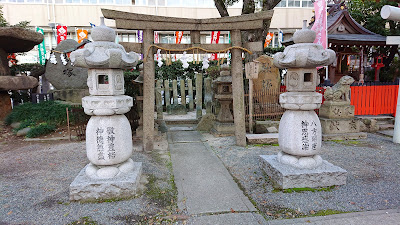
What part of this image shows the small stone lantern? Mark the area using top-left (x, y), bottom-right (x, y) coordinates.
top-left (211, 64), bottom-right (235, 136)
top-left (69, 18), bottom-right (141, 201)
top-left (260, 21), bottom-right (347, 189)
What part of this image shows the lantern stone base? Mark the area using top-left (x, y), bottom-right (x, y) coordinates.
top-left (260, 155), bottom-right (347, 189)
top-left (69, 162), bottom-right (142, 202)
top-left (166, 104), bottom-right (187, 115)
top-left (211, 121), bottom-right (235, 136)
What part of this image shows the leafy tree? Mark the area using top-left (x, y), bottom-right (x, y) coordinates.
top-left (0, 5), bottom-right (9, 27)
top-left (214, 0), bottom-right (281, 61)
top-left (0, 5), bottom-right (30, 28)
top-left (348, 0), bottom-right (399, 81)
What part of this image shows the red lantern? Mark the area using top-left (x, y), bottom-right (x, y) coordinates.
top-left (371, 55), bottom-right (385, 81)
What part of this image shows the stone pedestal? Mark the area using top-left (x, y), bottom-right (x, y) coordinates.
top-left (319, 86), bottom-right (367, 141)
top-left (167, 104), bottom-right (187, 115)
top-left (211, 121), bottom-right (236, 136)
top-left (70, 162), bottom-right (142, 201)
top-left (260, 155), bottom-right (347, 189)
top-left (320, 117), bottom-right (367, 140)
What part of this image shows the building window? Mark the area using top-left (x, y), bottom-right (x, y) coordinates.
top-left (198, 0), bottom-right (213, 7)
top-left (288, 0), bottom-right (300, 7)
top-left (276, 0), bottom-right (287, 7)
top-left (302, 0), bottom-right (312, 7)
top-left (98, 0), bottom-right (113, 4)
top-left (166, 0), bottom-right (180, 6)
top-left (115, 0), bottom-right (130, 4)
top-left (160, 34), bottom-right (175, 43)
top-left (135, 0), bottom-right (146, 5)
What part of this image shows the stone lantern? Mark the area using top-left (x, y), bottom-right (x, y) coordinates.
top-left (0, 27), bottom-right (43, 119)
top-left (260, 21), bottom-right (347, 189)
top-left (69, 18), bottom-right (141, 201)
top-left (211, 64), bottom-right (235, 136)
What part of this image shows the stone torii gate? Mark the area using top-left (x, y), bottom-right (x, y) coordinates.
top-left (102, 9), bottom-right (273, 151)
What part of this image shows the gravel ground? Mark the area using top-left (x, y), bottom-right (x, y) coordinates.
top-left (202, 132), bottom-right (400, 219)
top-left (0, 129), bottom-right (176, 225)
top-left (2, 116), bottom-right (400, 224)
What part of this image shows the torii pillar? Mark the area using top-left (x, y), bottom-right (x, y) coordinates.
top-left (142, 29), bottom-right (155, 151)
top-left (381, 5), bottom-right (400, 143)
top-left (231, 30), bottom-right (247, 146)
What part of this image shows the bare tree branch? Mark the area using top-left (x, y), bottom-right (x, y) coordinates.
top-left (214, 0), bottom-right (230, 17)
top-left (262, 0), bottom-right (282, 10)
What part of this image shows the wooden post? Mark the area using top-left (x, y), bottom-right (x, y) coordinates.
top-left (180, 79), bottom-right (186, 108)
top-left (156, 79), bottom-right (163, 119)
top-left (231, 29), bottom-right (246, 146)
top-left (249, 79), bottom-right (254, 134)
top-left (164, 79), bottom-right (170, 113)
top-left (196, 72), bottom-right (203, 119)
top-left (143, 29), bottom-right (155, 152)
top-left (66, 107), bottom-right (71, 141)
top-left (172, 79), bottom-right (178, 105)
top-left (188, 79), bottom-right (194, 111)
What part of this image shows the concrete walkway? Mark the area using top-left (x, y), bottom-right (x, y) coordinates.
top-left (167, 126), bottom-right (265, 224)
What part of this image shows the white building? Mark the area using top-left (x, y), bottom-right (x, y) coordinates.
top-left (1, 0), bottom-right (335, 63)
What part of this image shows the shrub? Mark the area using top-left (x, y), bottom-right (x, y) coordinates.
top-left (5, 101), bottom-right (69, 126)
top-left (5, 101), bottom-right (82, 138)
top-left (26, 123), bottom-right (56, 138)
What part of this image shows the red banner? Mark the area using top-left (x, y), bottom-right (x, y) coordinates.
top-left (264, 32), bottom-right (274, 48)
top-left (175, 31), bottom-right (183, 44)
top-left (210, 31), bottom-right (221, 60)
top-left (154, 31), bottom-right (159, 44)
top-left (77, 29), bottom-right (88, 43)
top-left (57, 25), bottom-right (68, 44)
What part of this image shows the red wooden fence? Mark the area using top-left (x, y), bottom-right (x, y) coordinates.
top-left (350, 84), bottom-right (399, 116)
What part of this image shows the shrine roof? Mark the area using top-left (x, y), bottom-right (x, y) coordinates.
top-left (328, 34), bottom-right (388, 45)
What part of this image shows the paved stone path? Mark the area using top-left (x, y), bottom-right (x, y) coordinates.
top-left (167, 127), bottom-right (265, 224)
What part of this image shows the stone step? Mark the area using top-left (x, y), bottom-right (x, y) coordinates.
top-left (246, 133), bottom-right (279, 144)
top-left (164, 119), bottom-right (198, 125)
top-left (378, 124), bottom-right (395, 130)
top-left (357, 115), bottom-right (394, 123)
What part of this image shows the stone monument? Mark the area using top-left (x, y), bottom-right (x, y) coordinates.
top-left (0, 27), bottom-right (42, 119)
top-left (211, 64), bottom-right (235, 136)
top-left (319, 75), bottom-right (367, 140)
top-left (253, 55), bottom-right (280, 104)
top-left (69, 18), bottom-right (141, 201)
top-left (45, 39), bottom-right (89, 103)
top-left (260, 21), bottom-right (347, 189)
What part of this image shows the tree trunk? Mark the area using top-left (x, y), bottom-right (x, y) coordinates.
top-left (214, 0), bottom-right (229, 17)
top-left (240, 0), bottom-right (281, 62)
